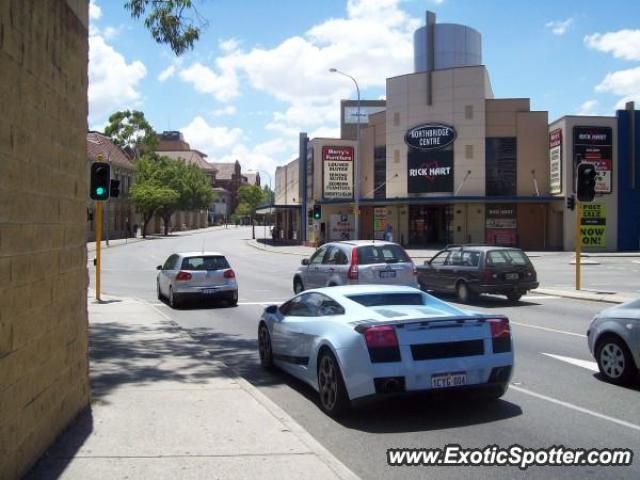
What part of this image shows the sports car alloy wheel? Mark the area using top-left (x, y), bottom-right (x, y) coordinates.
top-left (258, 325), bottom-right (273, 369)
top-left (317, 352), bottom-right (349, 417)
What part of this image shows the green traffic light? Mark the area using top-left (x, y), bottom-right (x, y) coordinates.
top-left (96, 187), bottom-right (105, 195)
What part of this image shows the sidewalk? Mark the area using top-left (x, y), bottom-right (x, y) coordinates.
top-left (27, 294), bottom-right (358, 480)
top-left (87, 225), bottom-right (230, 253)
top-left (532, 287), bottom-right (637, 305)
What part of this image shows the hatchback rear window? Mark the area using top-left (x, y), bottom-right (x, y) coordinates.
top-left (487, 250), bottom-right (529, 266)
top-left (347, 293), bottom-right (424, 307)
top-left (356, 245), bottom-right (410, 265)
top-left (181, 256), bottom-right (230, 270)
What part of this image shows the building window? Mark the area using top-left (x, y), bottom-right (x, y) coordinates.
top-left (465, 105), bottom-right (474, 120)
top-left (465, 145), bottom-right (473, 159)
top-left (374, 146), bottom-right (386, 199)
top-left (486, 137), bottom-right (517, 196)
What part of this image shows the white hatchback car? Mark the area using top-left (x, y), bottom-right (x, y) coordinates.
top-left (157, 252), bottom-right (238, 308)
top-left (258, 285), bottom-right (514, 417)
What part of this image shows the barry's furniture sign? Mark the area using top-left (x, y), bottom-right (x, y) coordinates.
top-left (406, 124), bottom-right (455, 194)
top-left (323, 146), bottom-right (354, 199)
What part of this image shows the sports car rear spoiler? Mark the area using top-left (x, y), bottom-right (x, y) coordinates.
top-left (352, 314), bottom-right (508, 333)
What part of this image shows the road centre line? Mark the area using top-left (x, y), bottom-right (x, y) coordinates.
top-left (510, 385), bottom-right (640, 433)
top-left (511, 321), bottom-right (586, 338)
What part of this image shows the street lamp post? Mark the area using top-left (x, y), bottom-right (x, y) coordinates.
top-left (329, 67), bottom-right (360, 240)
top-left (258, 170), bottom-right (273, 242)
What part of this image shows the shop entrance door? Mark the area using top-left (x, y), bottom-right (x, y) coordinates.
top-left (409, 205), bottom-right (452, 247)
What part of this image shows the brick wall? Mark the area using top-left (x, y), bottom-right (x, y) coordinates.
top-left (0, 1), bottom-right (90, 478)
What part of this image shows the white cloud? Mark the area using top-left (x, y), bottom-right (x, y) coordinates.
top-left (89, 0), bottom-right (101, 21)
top-left (88, 34), bottom-right (147, 125)
top-left (158, 65), bottom-right (176, 82)
top-left (545, 18), bottom-right (574, 36)
top-left (181, 116), bottom-right (243, 156)
top-left (219, 38), bottom-right (240, 53)
top-left (595, 66), bottom-right (640, 108)
top-left (179, 61), bottom-right (239, 102)
top-left (212, 105), bottom-right (237, 116)
top-left (585, 29), bottom-right (640, 61)
top-left (576, 99), bottom-right (600, 115)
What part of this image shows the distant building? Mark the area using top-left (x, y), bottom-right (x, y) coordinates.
top-left (210, 160), bottom-right (245, 213)
top-left (87, 131), bottom-right (137, 241)
top-left (244, 171), bottom-right (261, 187)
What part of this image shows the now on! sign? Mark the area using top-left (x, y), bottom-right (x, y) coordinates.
top-left (580, 203), bottom-right (606, 247)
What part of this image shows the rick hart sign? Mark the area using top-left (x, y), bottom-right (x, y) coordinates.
top-left (406, 123), bottom-right (455, 194)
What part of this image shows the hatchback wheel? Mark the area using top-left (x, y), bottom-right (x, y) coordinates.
top-left (258, 324), bottom-right (274, 370)
top-left (596, 335), bottom-right (637, 385)
top-left (506, 292), bottom-right (522, 302)
top-left (456, 281), bottom-right (475, 303)
top-left (169, 287), bottom-right (181, 309)
top-left (293, 277), bottom-right (304, 294)
top-left (317, 350), bottom-right (350, 417)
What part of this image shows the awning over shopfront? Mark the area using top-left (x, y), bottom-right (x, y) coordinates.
top-left (255, 204), bottom-right (302, 215)
top-left (316, 195), bottom-right (563, 206)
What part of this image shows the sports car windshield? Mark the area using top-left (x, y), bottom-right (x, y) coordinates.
top-left (347, 293), bottom-right (424, 307)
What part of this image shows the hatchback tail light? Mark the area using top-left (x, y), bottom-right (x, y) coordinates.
top-left (358, 324), bottom-right (401, 363)
top-left (348, 248), bottom-right (359, 280)
top-left (223, 269), bottom-right (236, 279)
top-left (481, 269), bottom-right (494, 282)
top-left (175, 271), bottom-right (192, 281)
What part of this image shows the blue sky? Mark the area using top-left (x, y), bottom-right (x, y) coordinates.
top-left (88, 0), bottom-right (640, 178)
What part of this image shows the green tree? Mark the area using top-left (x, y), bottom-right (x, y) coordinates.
top-left (125, 0), bottom-right (207, 55)
top-left (130, 183), bottom-right (179, 238)
top-left (134, 153), bottom-right (216, 235)
top-left (104, 110), bottom-right (158, 155)
top-left (237, 184), bottom-right (266, 239)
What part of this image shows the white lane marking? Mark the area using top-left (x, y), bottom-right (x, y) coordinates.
top-left (541, 353), bottom-right (599, 372)
top-left (511, 385), bottom-right (640, 433)
top-left (521, 295), bottom-right (560, 300)
top-left (511, 321), bottom-right (587, 338)
top-left (238, 301), bottom-right (285, 305)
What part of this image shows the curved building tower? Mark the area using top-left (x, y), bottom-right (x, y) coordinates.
top-left (413, 11), bottom-right (482, 73)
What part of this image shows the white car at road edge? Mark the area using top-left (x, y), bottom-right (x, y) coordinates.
top-left (257, 285), bottom-right (514, 417)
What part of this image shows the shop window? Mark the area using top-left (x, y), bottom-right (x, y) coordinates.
top-left (465, 105), bottom-right (474, 120)
top-left (374, 146), bottom-right (386, 199)
top-left (486, 138), bottom-right (517, 196)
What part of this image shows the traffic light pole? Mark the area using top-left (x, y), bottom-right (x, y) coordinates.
top-left (575, 200), bottom-right (581, 290)
top-left (96, 201), bottom-right (102, 301)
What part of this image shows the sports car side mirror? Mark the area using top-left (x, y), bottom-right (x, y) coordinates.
top-left (301, 258), bottom-right (310, 266)
top-left (265, 305), bottom-right (278, 314)
top-left (156, 265), bottom-right (162, 270)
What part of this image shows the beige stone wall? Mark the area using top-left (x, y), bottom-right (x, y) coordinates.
top-left (0, 1), bottom-right (90, 478)
top-left (386, 66), bottom-right (489, 198)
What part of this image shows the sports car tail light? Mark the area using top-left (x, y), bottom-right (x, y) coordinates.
top-left (488, 318), bottom-right (511, 353)
top-left (360, 325), bottom-right (401, 363)
top-left (175, 271), bottom-right (192, 281)
top-left (223, 269), bottom-right (236, 279)
top-left (348, 248), bottom-right (359, 280)
top-left (488, 318), bottom-right (510, 338)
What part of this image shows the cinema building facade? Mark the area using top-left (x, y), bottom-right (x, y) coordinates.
top-left (270, 11), bottom-right (640, 251)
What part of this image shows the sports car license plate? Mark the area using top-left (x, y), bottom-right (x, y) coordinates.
top-left (379, 271), bottom-right (396, 279)
top-left (431, 372), bottom-right (467, 389)
top-left (505, 273), bottom-right (519, 280)
top-left (201, 288), bottom-right (216, 295)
